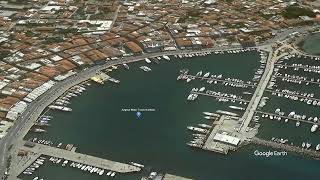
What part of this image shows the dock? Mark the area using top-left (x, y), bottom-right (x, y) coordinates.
top-left (275, 74), bottom-right (320, 86)
top-left (185, 75), bottom-right (256, 87)
top-left (251, 137), bottom-right (320, 159)
top-left (20, 141), bottom-right (141, 173)
top-left (162, 174), bottom-right (193, 180)
top-left (255, 111), bottom-right (320, 126)
top-left (192, 91), bottom-right (250, 103)
top-left (266, 89), bottom-right (320, 102)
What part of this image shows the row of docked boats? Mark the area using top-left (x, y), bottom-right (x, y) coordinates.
top-left (49, 156), bottom-right (117, 177)
top-left (177, 69), bottom-right (253, 89)
top-left (262, 110), bottom-right (319, 132)
top-left (203, 111), bottom-right (220, 120)
top-left (277, 63), bottom-right (320, 74)
top-left (187, 124), bottom-right (210, 148)
top-left (23, 157), bottom-right (46, 176)
top-left (301, 142), bottom-right (320, 151)
top-left (29, 138), bottom-right (53, 146)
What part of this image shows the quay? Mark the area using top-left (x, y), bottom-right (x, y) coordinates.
top-left (192, 92), bottom-right (250, 103)
top-left (251, 137), bottom-right (320, 159)
top-left (20, 141), bottom-right (141, 173)
top-left (202, 115), bottom-right (240, 154)
top-left (185, 74), bottom-right (256, 87)
top-left (255, 111), bottom-right (320, 126)
top-left (11, 151), bottom-right (41, 178)
top-left (239, 44), bottom-right (290, 133)
top-left (162, 174), bottom-right (193, 180)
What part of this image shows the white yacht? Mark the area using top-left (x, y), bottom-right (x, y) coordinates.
top-left (199, 87), bottom-right (206, 92)
top-left (311, 124), bottom-right (318, 132)
top-left (163, 55), bottom-right (170, 61)
top-left (203, 72), bottom-right (210, 78)
top-left (130, 162), bottom-right (145, 168)
top-left (145, 58), bottom-right (151, 63)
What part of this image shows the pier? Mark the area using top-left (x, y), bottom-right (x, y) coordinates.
top-left (239, 44), bottom-right (289, 133)
top-left (265, 89), bottom-right (320, 102)
top-left (191, 91), bottom-right (250, 103)
top-left (251, 137), bottom-right (320, 159)
top-left (255, 111), bottom-right (320, 126)
top-left (185, 75), bottom-right (256, 87)
top-left (20, 141), bottom-right (141, 173)
top-left (275, 74), bottom-right (320, 86)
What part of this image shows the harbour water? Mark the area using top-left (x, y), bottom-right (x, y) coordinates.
top-left (301, 33), bottom-right (320, 55)
top-left (23, 52), bottom-right (319, 180)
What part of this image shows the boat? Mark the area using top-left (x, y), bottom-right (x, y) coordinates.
top-left (198, 124), bottom-right (212, 129)
top-left (302, 142), bottom-right (306, 148)
top-left (316, 144), bottom-right (320, 151)
top-left (33, 177), bottom-right (39, 180)
top-left (216, 110), bottom-right (238, 116)
top-left (123, 64), bottom-right (129, 70)
top-left (311, 124), bottom-right (318, 132)
top-left (196, 71), bottom-right (203, 77)
top-left (203, 72), bottom-right (210, 78)
top-left (202, 112), bottom-right (220, 117)
top-left (98, 169), bottom-right (104, 175)
top-left (49, 105), bottom-right (72, 112)
top-left (111, 172), bottom-right (116, 177)
top-left (243, 92), bottom-right (252, 95)
top-left (229, 105), bottom-right (245, 111)
top-left (187, 142), bottom-right (202, 148)
top-left (204, 116), bottom-right (216, 120)
top-left (163, 55), bottom-right (170, 61)
top-left (186, 78), bottom-right (192, 83)
top-left (295, 121), bottom-right (300, 127)
top-left (107, 171), bottom-right (112, 176)
top-left (139, 66), bottom-right (152, 72)
top-left (187, 126), bottom-right (209, 133)
top-left (130, 162), bottom-right (144, 168)
top-left (145, 58), bottom-right (151, 63)
top-left (199, 87), bottom-right (206, 92)
top-left (32, 128), bottom-right (46, 133)
top-left (306, 143), bottom-right (311, 149)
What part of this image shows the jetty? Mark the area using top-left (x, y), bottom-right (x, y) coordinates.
top-left (255, 111), bottom-right (320, 126)
top-left (191, 91), bottom-right (250, 103)
top-left (275, 74), bottom-right (320, 86)
top-left (20, 141), bottom-right (141, 173)
top-left (251, 137), bottom-right (320, 159)
top-left (184, 74), bottom-right (256, 87)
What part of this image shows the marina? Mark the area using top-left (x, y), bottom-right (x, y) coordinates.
top-left (19, 49), bottom-right (320, 180)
